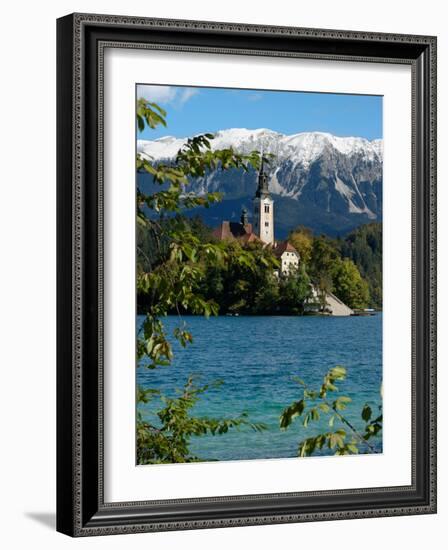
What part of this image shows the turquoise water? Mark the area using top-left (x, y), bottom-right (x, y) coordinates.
top-left (137, 314), bottom-right (382, 461)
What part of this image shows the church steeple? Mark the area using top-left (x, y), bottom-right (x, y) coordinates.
top-left (253, 153), bottom-right (274, 245)
top-left (255, 156), bottom-right (270, 199)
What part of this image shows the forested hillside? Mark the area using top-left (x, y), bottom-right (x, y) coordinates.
top-left (338, 223), bottom-right (382, 308)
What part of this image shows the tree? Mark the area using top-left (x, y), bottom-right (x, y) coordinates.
top-left (330, 257), bottom-right (370, 310)
top-left (288, 226), bottom-right (313, 265)
top-left (197, 240), bottom-right (280, 315)
top-left (280, 367), bottom-right (382, 457)
top-left (136, 99), bottom-right (268, 463)
top-left (137, 377), bottom-right (265, 464)
top-left (278, 265), bottom-right (311, 315)
top-left (339, 223), bottom-right (382, 308)
top-left (305, 232), bottom-right (373, 310)
top-left (308, 235), bottom-right (339, 281)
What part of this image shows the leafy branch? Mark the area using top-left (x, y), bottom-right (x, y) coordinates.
top-left (136, 98), bottom-right (269, 463)
top-left (135, 100), bottom-right (273, 370)
top-left (137, 98), bottom-right (167, 131)
top-left (280, 367), bottom-right (382, 457)
top-left (137, 376), bottom-right (266, 464)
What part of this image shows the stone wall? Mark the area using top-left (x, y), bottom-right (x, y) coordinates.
top-left (325, 292), bottom-right (354, 316)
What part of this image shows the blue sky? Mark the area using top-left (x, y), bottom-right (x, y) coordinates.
top-left (136, 84), bottom-right (382, 141)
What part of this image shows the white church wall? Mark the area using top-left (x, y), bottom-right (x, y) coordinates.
top-left (253, 196), bottom-right (274, 245)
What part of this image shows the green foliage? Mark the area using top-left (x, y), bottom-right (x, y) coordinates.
top-left (288, 227), bottom-right (374, 310)
top-left (194, 240), bottom-right (313, 315)
top-left (288, 227), bottom-right (313, 265)
top-left (137, 132), bottom-right (266, 219)
top-left (136, 98), bottom-right (167, 131)
top-left (137, 376), bottom-right (266, 464)
top-left (308, 235), bottom-right (339, 284)
top-left (138, 216), bottom-right (313, 318)
top-left (338, 223), bottom-right (383, 308)
top-left (280, 367), bottom-right (382, 457)
top-left (330, 257), bottom-right (370, 310)
top-left (277, 264), bottom-right (311, 315)
top-left (135, 98), bottom-right (381, 463)
top-left (136, 99), bottom-right (268, 463)
top-left (186, 215), bottom-right (217, 243)
top-left (198, 240), bottom-right (278, 314)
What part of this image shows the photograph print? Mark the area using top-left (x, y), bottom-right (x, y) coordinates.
top-left (136, 84), bottom-right (383, 465)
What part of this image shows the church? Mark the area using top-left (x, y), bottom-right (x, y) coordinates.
top-left (212, 157), bottom-right (300, 276)
top-left (212, 159), bottom-right (354, 316)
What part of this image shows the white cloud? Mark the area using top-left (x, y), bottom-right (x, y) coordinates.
top-left (136, 85), bottom-right (199, 106)
top-left (178, 88), bottom-right (199, 105)
top-left (137, 85), bottom-right (176, 103)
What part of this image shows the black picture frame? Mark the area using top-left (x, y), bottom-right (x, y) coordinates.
top-left (57, 13), bottom-right (437, 537)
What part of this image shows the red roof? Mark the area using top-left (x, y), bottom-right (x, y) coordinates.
top-left (212, 221), bottom-right (261, 243)
top-left (239, 232), bottom-right (261, 244)
top-left (273, 241), bottom-right (299, 258)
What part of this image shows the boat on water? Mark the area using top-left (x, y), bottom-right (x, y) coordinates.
top-left (351, 308), bottom-right (376, 317)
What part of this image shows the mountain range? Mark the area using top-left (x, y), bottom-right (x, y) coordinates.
top-left (137, 128), bottom-right (383, 237)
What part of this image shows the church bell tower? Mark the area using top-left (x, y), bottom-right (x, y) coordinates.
top-left (253, 157), bottom-right (274, 245)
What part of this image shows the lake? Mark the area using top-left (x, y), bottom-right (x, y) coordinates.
top-left (137, 313), bottom-right (382, 461)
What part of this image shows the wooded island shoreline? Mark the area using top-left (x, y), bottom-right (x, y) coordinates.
top-left (137, 216), bottom-right (382, 317)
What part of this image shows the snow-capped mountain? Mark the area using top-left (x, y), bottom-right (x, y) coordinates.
top-left (137, 128), bottom-right (383, 237)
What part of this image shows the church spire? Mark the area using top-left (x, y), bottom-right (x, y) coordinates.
top-left (255, 152), bottom-right (270, 199)
top-left (252, 149), bottom-right (275, 246)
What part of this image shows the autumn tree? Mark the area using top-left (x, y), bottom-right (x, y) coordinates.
top-left (330, 258), bottom-right (370, 309)
top-left (288, 226), bottom-right (313, 265)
